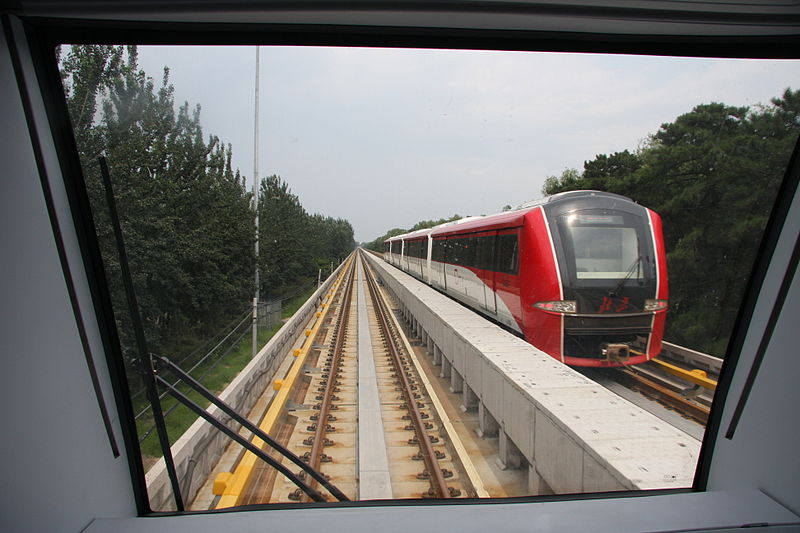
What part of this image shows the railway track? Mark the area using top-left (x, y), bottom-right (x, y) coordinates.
top-left (211, 250), bottom-right (719, 506)
top-left (603, 346), bottom-right (721, 426)
top-left (228, 251), bottom-right (477, 504)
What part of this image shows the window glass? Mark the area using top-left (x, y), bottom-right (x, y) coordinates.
top-left (495, 233), bottom-right (519, 275)
top-left (56, 43), bottom-right (799, 511)
top-left (449, 238), bottom-right (461, 264)
top-left (433, 239), bottom-right (446, 262)
top-left (569, 226), bottom-right (639, 279)
top-left (477, 235), bottom-right (495, 271)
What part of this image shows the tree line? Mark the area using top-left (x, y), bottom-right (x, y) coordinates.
top-left (542, 89), bottom-right (799, 355)
top-left (363, 214), bottom-right (463, 252)
top-left (59, 45), bottom-right (354, 367)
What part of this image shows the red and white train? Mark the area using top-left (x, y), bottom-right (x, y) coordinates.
top-left (383, 191), bottom-right (668, 367)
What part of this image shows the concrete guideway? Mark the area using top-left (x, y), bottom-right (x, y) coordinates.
top-left (356, 260), bottom-right (394, 499)
top-left (362, 251), bottom-right (701, 494)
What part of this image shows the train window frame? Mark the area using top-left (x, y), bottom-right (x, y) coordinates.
top-left (19, 12), bottom-right (800, 519)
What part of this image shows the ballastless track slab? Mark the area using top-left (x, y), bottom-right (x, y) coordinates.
top-left (233, 251), bottom-right (482, 503)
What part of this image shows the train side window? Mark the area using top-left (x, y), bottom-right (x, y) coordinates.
top-left (449, 239), bottom-right (459, 264)
top-left (422, 239), bottom-right (429, 259)
top-left (477, 235), bottom-right (494, 271)
top-left (496, 233), bottom-right (519, 275)
top-left (464, 236), bottom-right (477, 268)
top-left (452, 238), bottom-right (464, 264)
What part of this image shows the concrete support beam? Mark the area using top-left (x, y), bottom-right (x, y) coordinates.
top-left (461, 383), bottom-right (478, 412)
top-left (477, 402), bottom-right (499, 438)
top-left (528, 463), bottom-right (553, 495)
top-left (450, 369), bottom-right (463, 393)
top-left (433, 345), bottom-right (442, 366)
top-left (440, 356), bottom-right (451, 378)
top-left (497, 429), bottom-right (524, 470)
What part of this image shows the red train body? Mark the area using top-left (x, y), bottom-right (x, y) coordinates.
top-left (383, 191), bottom-right (668, 367)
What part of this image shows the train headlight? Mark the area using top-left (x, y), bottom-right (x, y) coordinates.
top-left (644, 299), bottom-right (668, 311)
top-left (534, 300), bottom-right (577, 314)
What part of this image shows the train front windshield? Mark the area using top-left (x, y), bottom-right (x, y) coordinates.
top-left (565, 215), bottom-right (641, 280)
top-left (556, 210), bottom-right (650, 286)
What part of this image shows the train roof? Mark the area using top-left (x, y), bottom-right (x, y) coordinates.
top-left (383, 191), bottom-right (635, 242)
top-left (513, 190), bottom-right (633, 210)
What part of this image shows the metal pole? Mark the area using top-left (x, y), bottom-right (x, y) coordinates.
top-left (252, 46), bottom-right (260, 359)
top-left (318, 268), bottom-right (322, 288)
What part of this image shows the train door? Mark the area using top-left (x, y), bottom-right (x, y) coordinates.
top-left (494, 229), bottom-right (522, 328)
top-left (477, 231), bottom-right (497, 314)
top-left (424, 236), bottom-right (432, 284)
top-left (462, 235), bottom-right (481, 306)
top-left (437, 237), bottom-right (447, 289)
top-left (445, 235), bottom-right (461, 295)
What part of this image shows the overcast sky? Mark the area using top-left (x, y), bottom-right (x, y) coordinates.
top-left (136, 46), bottom-right (799, 242)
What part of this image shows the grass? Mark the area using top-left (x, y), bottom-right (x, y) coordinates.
top-left (137, 287), bottom-right (317, 460)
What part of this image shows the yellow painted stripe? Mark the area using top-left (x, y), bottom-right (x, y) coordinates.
top-left (214, 258), bottom-right (352, 508)
top-left (369, 260), bottom-right (490, 499)
top-left (650, 357), bottom-right (718, 391)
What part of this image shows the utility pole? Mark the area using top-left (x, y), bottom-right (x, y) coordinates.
top-left (252, 46), bottom-right (260, 359)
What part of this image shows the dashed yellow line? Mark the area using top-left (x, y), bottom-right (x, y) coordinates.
top-left (213, 257), bottom-right (353, 508)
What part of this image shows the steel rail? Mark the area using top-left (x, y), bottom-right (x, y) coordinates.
top-left (154, 374), bottom-right (330, 502)
top-left (153, 355), bottom-right (349, 502)
top-left (619, 368), bottom-right (710, 425)
top-left (214, 260), bottom-right (350, 508)
top-left (363, 255), bottom-right (452, 499)
top-left (298, 259), bottom-right (357, 501)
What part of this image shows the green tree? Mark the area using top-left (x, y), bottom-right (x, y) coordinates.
top-left (540, 90), bottom-right (800, 355)
top-left (61, 44), bottom-right (255, 361)
top-left (258, 175), bottom-right (314, 297)
top-left (364, 214), bottom-right (461, 252)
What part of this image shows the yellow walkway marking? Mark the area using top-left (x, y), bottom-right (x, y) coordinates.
top-left (213, 259), bottom-right (352, 508)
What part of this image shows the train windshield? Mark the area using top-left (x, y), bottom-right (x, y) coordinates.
top-left (558, 211), bottom-right (644, 280)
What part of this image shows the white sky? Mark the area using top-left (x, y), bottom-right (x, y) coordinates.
top-left (136, 46), bottom-right (800, 242)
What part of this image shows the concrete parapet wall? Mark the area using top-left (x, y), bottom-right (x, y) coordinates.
top-left (145, 263), bottom-right (345, 511)
top-left (363, 252), bottom-right (700, 495)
